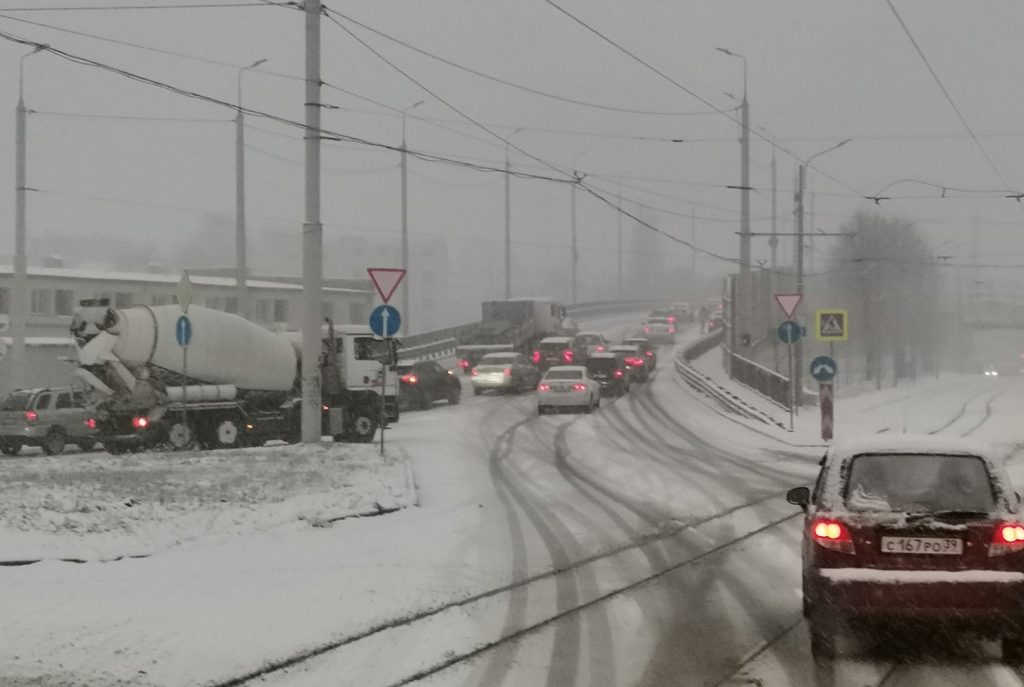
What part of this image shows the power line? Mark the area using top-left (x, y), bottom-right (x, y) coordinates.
top-left (325, 7), bottom-right (726, 118)
top-left (885, 0), bottom-right (1015, 193)
top-left (32, 109), bottom-right (230, 123)
top-left (0, 2), bottom-right (280, 10)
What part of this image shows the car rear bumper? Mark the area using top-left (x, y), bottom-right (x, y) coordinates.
top-left (810, 568), bottom-right (1024, 624)
top-left (538, 393), bottom-right (590, 407)
top-left (471, 377), bottom-right (515, 390)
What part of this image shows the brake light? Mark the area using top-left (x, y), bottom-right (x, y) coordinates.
top-left (471, 368), bottom-right (479, 377)
top-left (668, 326), bottom-right (676, 333)
top-left (458, 359), bottom-right (470, 369)
top-left (132, 416), bottom-right (149, 429)
top-left (596, 345), bottom-right (605, 352)
top-left (538, 383), bottom-right (551, 392)
top-left (613, 369), bottom-right (624, 379)
top-left (503, 368), bottom-right (513, 376)
top-left (401, 374), bottom-right (418, 384)
top-left (991, 522), bottom-right (1024, 556)
top-left (532, 350), bottom-right (541, 364)
top-left (667, 315), bottom-right (676, 323)
top-left (645, 351), bottom-right (653, 357)
top-left (85, 418), bottom-right (97, 429)
top-left (322, 404), bottom-right (329, 411)
top-left (811, 518), bottom-right (855, 554)
top-left (562, 349), bottom-right (574, 363)
top-left (24, 410), bottom-right (37, 423)
top-left (624, 356), bottom-right (644, 367)
top-left (572, 383), bottom-right (587, 392)
top-left (643, 326), bottom-right (650, 334)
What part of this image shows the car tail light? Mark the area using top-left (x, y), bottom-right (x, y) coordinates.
top-left (24, 410), bottom-right (37, 423)
top-left (811, 518), bottom-right (855, 554)
top-left (645, 351), bottom-right (653, 357)
top-left (624, 356), bottom-right (644, 367)
top-left (132, 416), bottom-right (149, 429)
top-left (572, 383), bottom-right (587, 392)
top-left (401, 374), bottom-right (418, 384)
top-left (991, 522), bottom-right (1024, 556)
top-left (668, 326), bottom-right (676, 333)
top-left (85, 418), bottom-right (97, 429)
top-left (503, 368), bottom-right (513, 376)
top-left (458, 359), bottom-right (470, 369)
top-left (613, 369), bottom-right (624, 379)
top-left (643, 326), bottom-right (650, 334)
top-left (667, 315), bottom-right (676, 323)
top-left (532, 350), bottom-right (541, 364)
top-left (562, 349), bottom-right (574, 363)
top-left (322, 404), bottom-right (329, 411)
top-left (471, 368), bottom-right (479, 377)
top-left (596, 345), bottom-right (605, 352)
top-left (538, 383), bottom-right (551, 392)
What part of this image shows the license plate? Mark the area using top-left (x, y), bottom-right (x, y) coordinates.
top-left (554, 385), bottom-right (572, 393)
top-left (881, 536), bottom-right (963, 555)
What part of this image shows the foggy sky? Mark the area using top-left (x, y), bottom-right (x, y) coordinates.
top-left (1, 1), bottom-right (1023, 327)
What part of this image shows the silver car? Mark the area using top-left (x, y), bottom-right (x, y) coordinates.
top-left (0, 387), bottom-right (97, 456)
top-left (471, 352), bottom-right (540, 395)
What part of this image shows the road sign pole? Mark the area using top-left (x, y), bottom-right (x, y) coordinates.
top-left (788, 342), bottom-right (794, 430)
top-left (379, 347), bottom-right (387, 456)
top-left (821, 382), bottom-right (834, 441)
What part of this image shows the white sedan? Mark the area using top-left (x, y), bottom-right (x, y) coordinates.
top-left (537, 365), bottom-right (601, 415)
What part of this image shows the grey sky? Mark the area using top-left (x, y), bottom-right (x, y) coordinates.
top-left (0, 1), bottom-right (1022, 325)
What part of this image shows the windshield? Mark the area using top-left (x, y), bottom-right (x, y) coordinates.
top-left (845, 454), bottom-right (997, 513)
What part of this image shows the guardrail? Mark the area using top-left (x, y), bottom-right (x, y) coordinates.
top-left (397, 299), bottom-right (669, 362)
top-left (728, 352), bottom-right (791, 410)
top-left (674, 355), bottom-right (786, 429)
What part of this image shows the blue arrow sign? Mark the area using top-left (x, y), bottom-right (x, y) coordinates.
top-left (176, 314), bottom-right (192, 347)
top-left (369, 304), bottom-right (401, 338)
top-left (777, 320), bottom-right (802, 344)
top-left (811, 355), bottom-right (838, 383)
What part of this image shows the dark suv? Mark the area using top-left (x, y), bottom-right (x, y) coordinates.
top-left (394, 360), bottom-right (461, 410)
top-left (788, 435), bottom-right (1024, 660)
top-left (532, 336), bottom-right (584, 371)
top-left (584, 353), bottom-right (630, 397)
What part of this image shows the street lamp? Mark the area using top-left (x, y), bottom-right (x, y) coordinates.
top-left (12, 44), bottom-right (45, 388)
top-left (235, 57), bottom-right (266, 321)
top-left (794, 138), bottom-right (851, 403)
top-left (400, 99), bottom-right (424, 334)
top-left (717, 47), bottom-right (751, 360)
top-left (504, 127), bottom-right (523, 300)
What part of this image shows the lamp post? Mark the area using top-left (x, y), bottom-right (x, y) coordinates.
top-left (717, 47), bottom-right (751, 352)
top-left (235, 57), bottom-right (266, 321)
top-left (13, 45), bottom-right (45, 388)
top-left (570, 152), bottom-right (587, 305)
top-left (504, 127), bottom-right (523, 300)
top-left (400, 99), bottom-right (423, 334)
top-left (794, 138), bottom-right (851, 403)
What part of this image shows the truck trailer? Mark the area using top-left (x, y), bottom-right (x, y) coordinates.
top-left (70, 300), bottom-right (398, 452)
top-left (456, 298), bottom-right (577, 373)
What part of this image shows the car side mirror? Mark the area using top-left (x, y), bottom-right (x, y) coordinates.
top-left (786, 486), bottom-right (810, 511)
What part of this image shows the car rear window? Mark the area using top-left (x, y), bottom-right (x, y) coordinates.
top-left (576, 334), bottom-right (601, 346)
top-left (648, 318), bottom-right (670, 325)
top-left (539, 342), bottom-right (569, 353)
top-left (0, 392), bottom-right (30, 411)
top-left (481, 354), bottom-right (517, 364)
top-left (585, 359), bottom-right (617, 374)
top-left (394, 365), bottom-right (413, 375)
top-left (545, 370), bottom-right (582, 380)
top-left (845, 453), bottom-right (996, 513)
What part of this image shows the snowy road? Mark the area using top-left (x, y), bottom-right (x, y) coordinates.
top-left (4, 313), bottom-right (1024, 686)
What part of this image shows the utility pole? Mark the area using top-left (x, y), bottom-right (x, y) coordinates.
top-left (769, 145), bottom-right (778, 273)
top-left (13, 46), bottom-right (44, 390)
top-left (235, 57), bottom-right (266, 321)
top-left (616, 184), bottom-right (623, 300)
top-left (504, 127), bottom-right (521, 300)
top-left (690, 209), bottom-right (697, 283)
top-left (795, 139), bottom-right (850, 406)
top-left (400, 100), bottom-right (423, 335)
top-left (571, 176), bottom-right (578, 304)
top-left (300, 0), bottom-right (323, 444)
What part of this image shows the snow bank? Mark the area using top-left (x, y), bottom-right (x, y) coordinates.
top-left (0, 442), bottom-right (415, 562)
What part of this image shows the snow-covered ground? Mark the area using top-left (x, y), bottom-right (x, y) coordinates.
top-left (3, 314), bottom-right (1024, 687)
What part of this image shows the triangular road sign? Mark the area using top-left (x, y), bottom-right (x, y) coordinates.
top-left (774, 292), bottom-right (802, 320)
top-left (367, 268), bottom-right (406, 304)
top-left (821, 315), bottom-right (843, 336)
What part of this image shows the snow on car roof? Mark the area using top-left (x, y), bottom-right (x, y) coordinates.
top-left (829, 434), bottom-right (997, 462)
top-left (586, 352), bottom-right (617, 360)
top-left (481, 353), bottom-right (518, 361)
top-left (609, 344), bottom-right (639, 350)
top-left (539, 336), bottom-right (572, 343)
top-left (544, 365), bottom-right (586, 373)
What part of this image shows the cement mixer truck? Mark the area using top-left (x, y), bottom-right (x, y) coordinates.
top-left (70, 300), bottom-right (399, 452)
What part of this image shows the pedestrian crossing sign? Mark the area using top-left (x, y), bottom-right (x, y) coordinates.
top-left (815, 309), bottom-right (849, 342)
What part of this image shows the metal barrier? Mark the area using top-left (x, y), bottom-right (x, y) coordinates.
top-left (728, 351), bottom-right (790, 410)
top-left (681, 329), bottom-right (724, 361)
top-left (674, 354), bottom-right (785, 429)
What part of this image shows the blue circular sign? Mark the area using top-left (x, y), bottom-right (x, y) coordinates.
top-left (777, 320), bottom-right (802, 344)
top-left (811, 355), bottom-right (838, 383)
top-left (369, 305), bottom-right (401, 337)
top-left (175, 314), bottom-right (192, 347)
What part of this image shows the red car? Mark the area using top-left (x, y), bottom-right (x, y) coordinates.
top-left (788, 435), bottom-right (1024, 660)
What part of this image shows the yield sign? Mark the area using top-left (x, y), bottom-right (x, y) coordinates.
top-left (367, 268), bottom-right (406, 304)
top-left (774, 292), bottom-right (802, 320)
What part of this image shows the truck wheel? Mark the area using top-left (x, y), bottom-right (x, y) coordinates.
top-left (42, 427), bottom-right (66, 456)
top-left (0, 437), bottom-right (22, 456)
top-left (76, 440), bottom-right (97, 453)
top-left (349, 413), bottom-right (378, 443)
top-left (167, 421), bottom-right (195, 450)
top-left (215, 419), bottom-right (241, 448)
